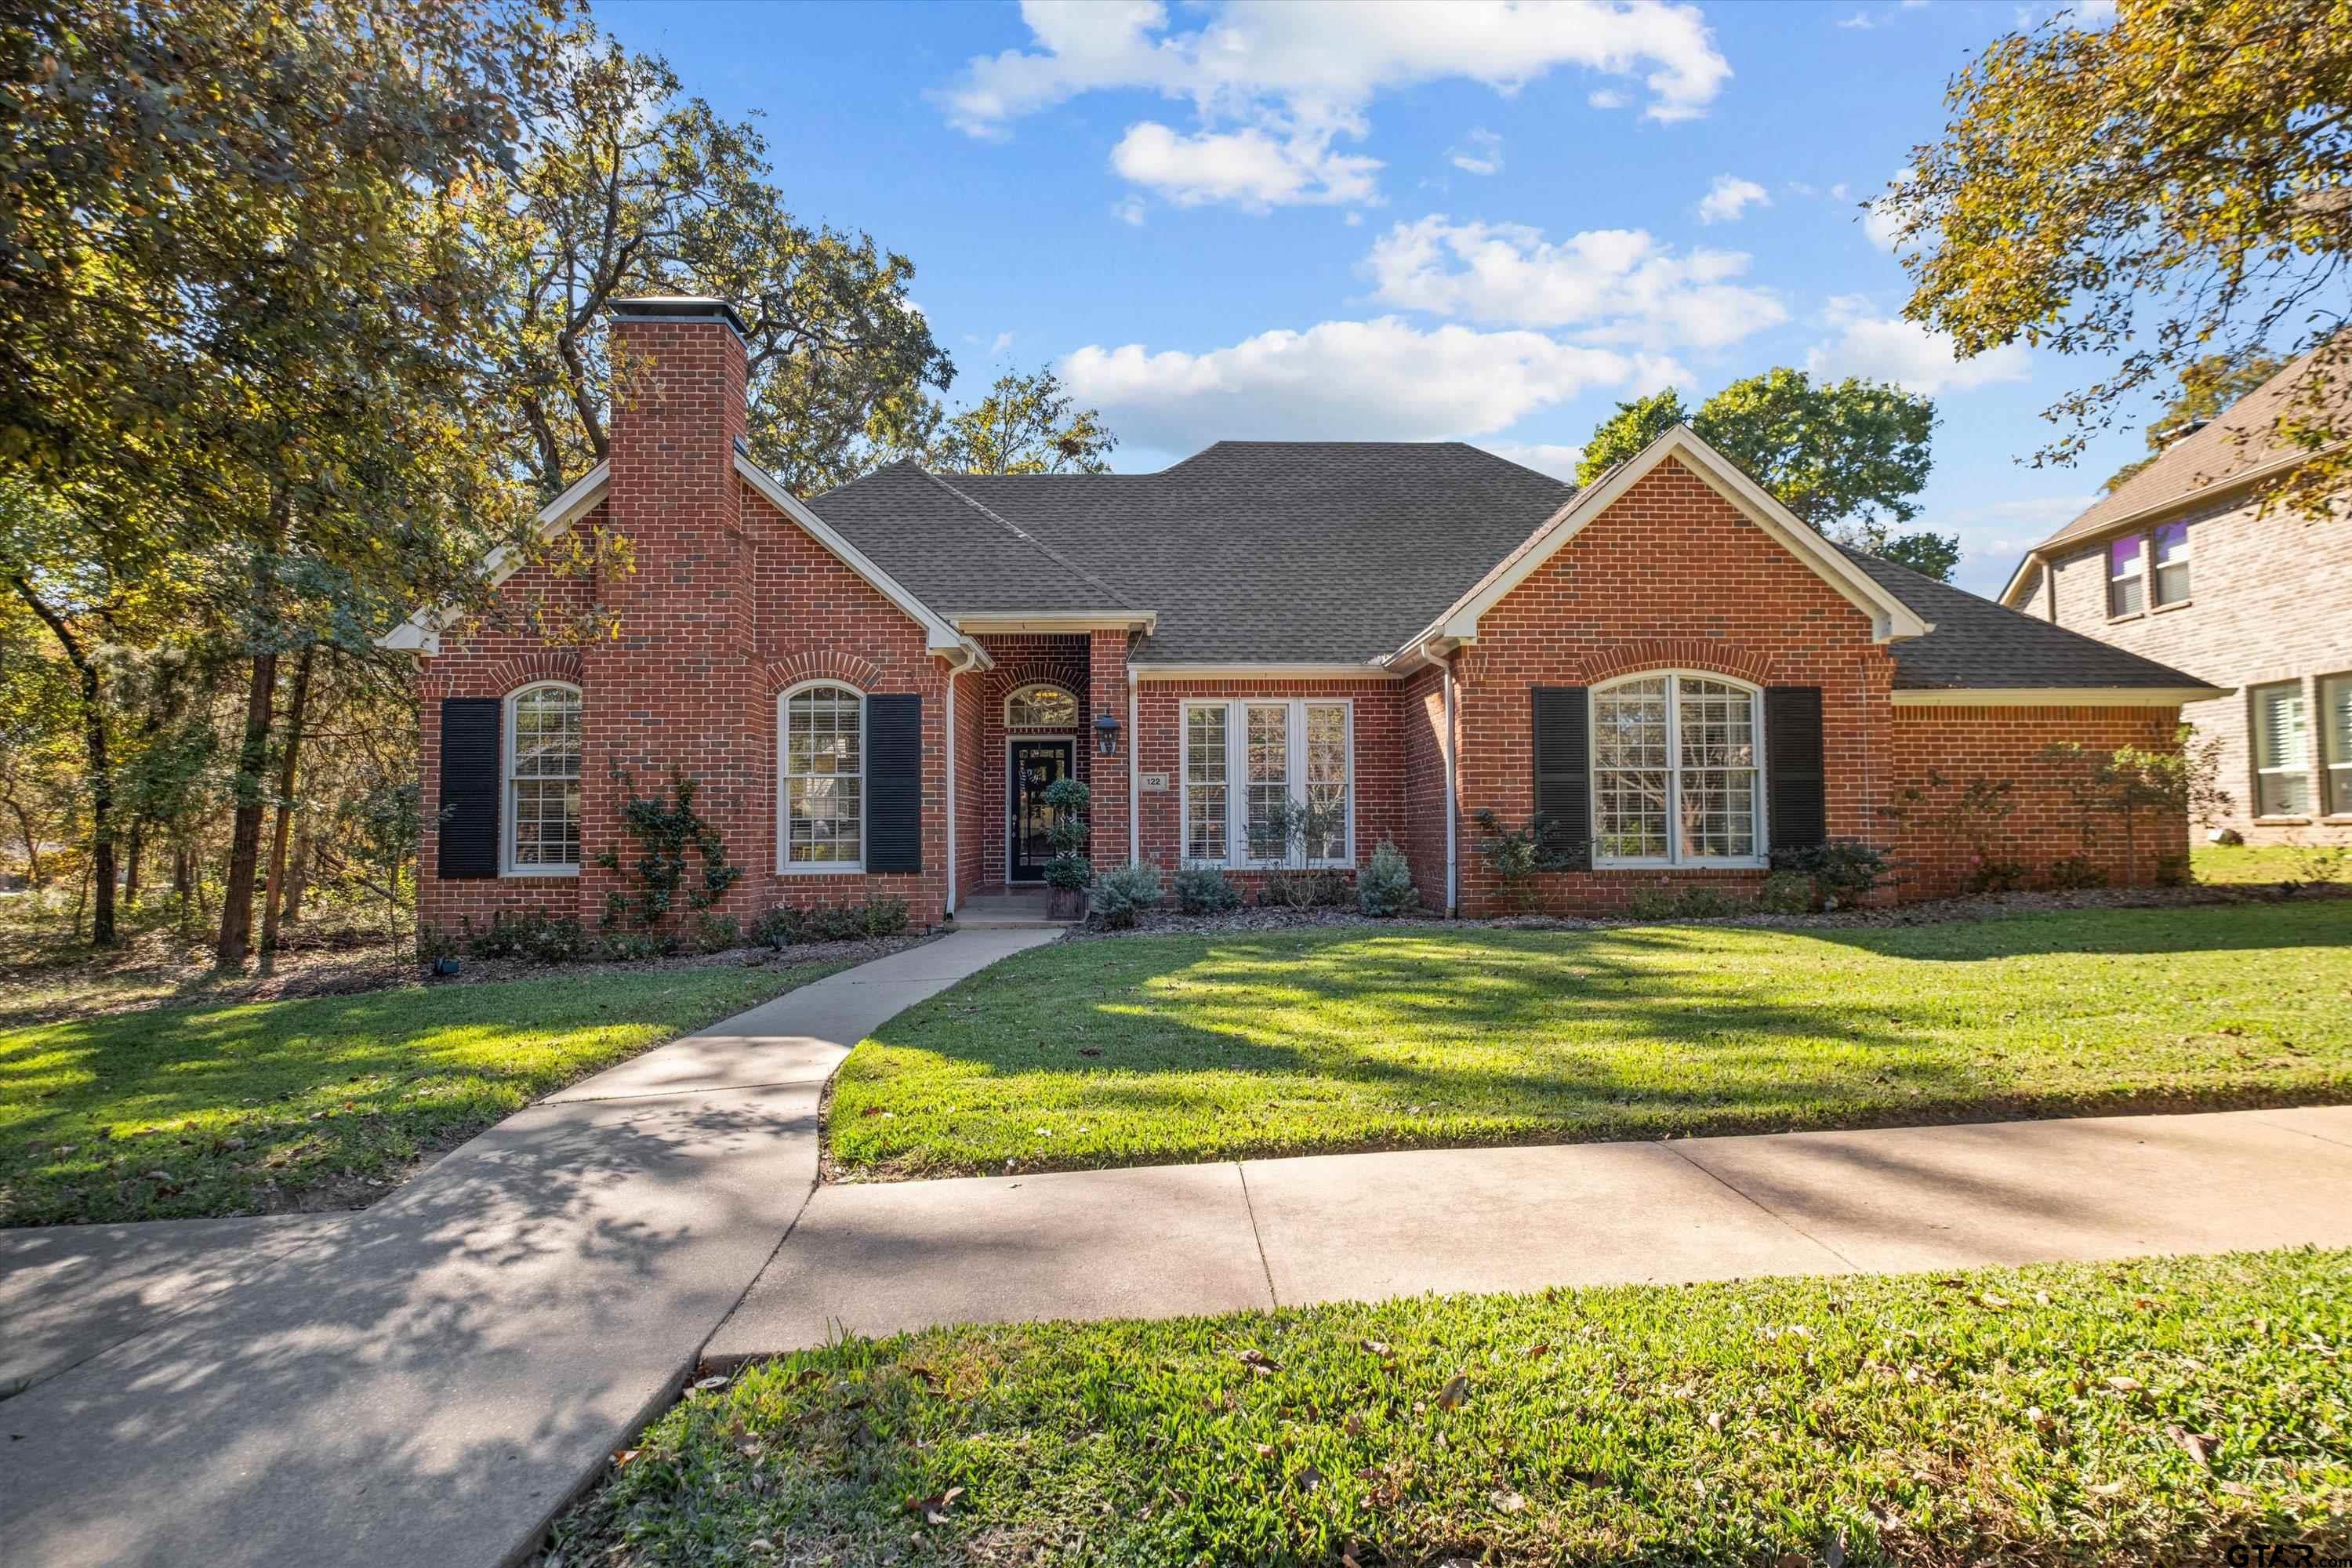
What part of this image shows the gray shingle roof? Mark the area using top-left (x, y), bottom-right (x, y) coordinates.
top-left (1838, 546), bottom-right (2218, 691)
top-left (802, 441), bottom-right (2217, 690)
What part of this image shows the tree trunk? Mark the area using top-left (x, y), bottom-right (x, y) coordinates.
top-left (173, 846), bottom-right (193, 900)
top-left (256, 644), bottom-right (315, 975)
top-left (214, 649), bottom-right (280, 969)
top-left (5, 798), bottom-right (38, 885)
top-left (281, 822), bottom-right (317, 925)
top-left (12, 576), bottom-right (114, 944)
top-left (122, 824), bottom-right (143, 909)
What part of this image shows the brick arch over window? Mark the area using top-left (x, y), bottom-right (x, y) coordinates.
top-left (1575, 639), bottom-right (1781, 688)
top-left (984, 662), bottom-right (1086, 705)
top-left (419, 649), bottom-right (582, 702)
top-left (761, 651), bottom-right (884, 696)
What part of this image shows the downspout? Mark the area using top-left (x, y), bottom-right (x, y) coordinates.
top-left (1127, 663), bottom-right (1141, 864)
top-left (943, 645), bottom-right (982, 916)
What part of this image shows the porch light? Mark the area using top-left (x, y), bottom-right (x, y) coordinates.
top-left (1094, 712), bottom-right (1122, 757)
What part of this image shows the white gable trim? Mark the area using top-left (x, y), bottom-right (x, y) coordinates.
top-left (1410, 425), bottom-right (1933, 655)
top-left (732, 453), bottom-right (969, 655)
top-left (376, 455), bottom-right (981, 662)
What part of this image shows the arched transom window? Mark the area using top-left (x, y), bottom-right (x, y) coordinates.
top-left (1004, 682), bottom-right (1079, 729)
top-left (781, 682), bottom-right (863, 870)
top-left (1592, 673), bottom-right (1762, 866)
top-left (506, 683), bottom-right (582, 873)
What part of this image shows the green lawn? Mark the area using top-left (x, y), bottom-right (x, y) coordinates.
top-left (2194, 841), bottom-right (2352, 886)
top-left (830, 902), bottom-right (2352, 1180)
top-left (0, 960), bottom-right (842, 1225)
top-left (554, 1247), bottom-right (2352, 1567)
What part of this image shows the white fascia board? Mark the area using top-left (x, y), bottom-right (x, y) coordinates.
top-left (1996, 550), bottom-right (2045, 608)
top-left (734, 454), bottom-right (972, 656)
top-left (1433, 426), bottom-right (1933, 646)
top-left (1890, 685), bottom-right (2230, 708)
top-left (951, 611), bottom-right (1158, 634)
top-left (1129, 662), bottom-right (1399, 681)
top-left (375, 464), bottom-right (614, 654)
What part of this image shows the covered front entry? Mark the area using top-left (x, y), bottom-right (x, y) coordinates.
top-left (1007, 739), bottom-right (1075, 882)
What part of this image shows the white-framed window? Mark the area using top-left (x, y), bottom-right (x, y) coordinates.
top-left (780, 681), bottom-right (864, 871)
top-left (2326, 675), bottom-right (2352, 815)
top-left (504, 682), bottom-right (582, 875)
top-left (2252, 681), bottom-right (2311, 818)
top-left (1005, 682), bottom-right (1078, 729)
top-left (2152, 521), bottom-right (2191, 605)
top-left (1591, 672), bottom-right (1763, 868)
top-left (2107, 533), bottom-right (2147, 617)
top-left (1181, 698), bottom-right (1353, 867)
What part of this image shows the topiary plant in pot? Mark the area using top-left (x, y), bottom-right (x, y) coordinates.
top-left (1040, 776), bottom-right (1093, 920)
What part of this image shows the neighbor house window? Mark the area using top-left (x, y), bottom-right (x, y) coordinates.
top-left (506, 683), bottom-right (583, 873)
top-left (2252, 681), bottom-right (2311, 818)
top-left (2152, 521), bottom-right (2191, 605)
top-left (1592, 673), bottom-right (1762, 866)
top-left (1182, 699), bottom-right (1352, 867)
top-left (781, 682), bottom-right (863, 869)
top-left (2325, 675), bottom-right (2352, 814)
top-left (2107, 533), bottom-right (2147, 617)
top-left (1005, 682), bottom-right (1078, 728)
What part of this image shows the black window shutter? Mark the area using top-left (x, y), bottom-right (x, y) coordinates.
top-left (865, 694), bottom-right (923, 874)
top-left (1766, 685), bottom-right (1827, 851)
top-left (437, 697), bottom-right (501, 880)
top-left (1530, 686), bottom-right (1591, 870)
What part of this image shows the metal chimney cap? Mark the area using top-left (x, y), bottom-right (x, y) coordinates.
top-left (608, 296), bottom-right (750, 341)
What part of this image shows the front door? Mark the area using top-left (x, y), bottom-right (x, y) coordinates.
top-left (1009, 739), bottom-right (1076, 883)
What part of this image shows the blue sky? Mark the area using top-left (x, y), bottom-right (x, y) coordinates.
top-left (598, 0), bottom-right (2139, 598)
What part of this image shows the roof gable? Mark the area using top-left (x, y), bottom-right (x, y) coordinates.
top-left (1400, 425), bottom-right (1933, 657)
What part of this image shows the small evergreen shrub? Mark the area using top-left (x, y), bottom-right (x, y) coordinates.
top-left (1758, 872), bottom-right (1812, 916)
top-left (1172, 866), bottom-right (1242, 915)
top-left (1261, 869), bottom-right (1348, 909)
top-left (1090, 862), bottom-right (1163, 928)
top-left (601, 931), bottom-right (678, 961)
top-left (466, 909), bottom-right (593, 964)
top-left (690, 913), bottom-right (742, 953)
top-left (1770, 839), bottom-right (1887, 909)
top-left (1674, 886), bottom-right (1746, 919)
top-left (750, 897), bottom-right (909, 948)
top-left (1962, 855), bottom-right (2030, 895)
top-left (1356, 840), bottom-right (1418, 916)
top-left (2045, 855), bottom-right (2107, 891)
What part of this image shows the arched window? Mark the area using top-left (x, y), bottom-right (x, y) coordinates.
top-left (505, 683), bottom-right (582, 873)
top-left (1591, 673), bottom-right (1762, 866)
top-left (780, 682), bottom-right (863, 870)
top-left (1004, 682), bottom-right (1079, 729)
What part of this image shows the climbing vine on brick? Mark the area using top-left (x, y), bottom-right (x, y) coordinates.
top-left (595, 771), bottom-right (742, 930)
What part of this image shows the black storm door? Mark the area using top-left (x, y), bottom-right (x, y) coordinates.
top-left (1009, 739), bottom-right (1075, 883)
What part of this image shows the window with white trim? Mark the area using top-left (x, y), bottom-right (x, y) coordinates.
top-left (781, 683), bottom-right (863, 869)
top-left (2107, 533), bottom-right (2147, 617)
top-left (1592, 673), bottom-right (1762, 866)
top-left (2326, 675), bottom-right (2352, 815)
top-left (1005, 682), bottom-right (1078, 728)
top-left (2152, 521), bottom-right (2190, 605)
top-left (506, 683), bottom-right (581, 873)
top-left (1181, 699), bottom-right (1352, 867)
top-left (2252, 681), bottom-right (2311, 818)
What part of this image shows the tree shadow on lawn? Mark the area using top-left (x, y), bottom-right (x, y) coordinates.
top-left (837, 913), bottom-right (2352, 1174)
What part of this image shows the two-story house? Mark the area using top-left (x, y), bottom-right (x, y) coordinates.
top-left (2001, 347), bottom-right (2352, 844)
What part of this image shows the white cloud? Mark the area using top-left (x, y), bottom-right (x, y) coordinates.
top-left (939, 1), bottom-right (1730, 208)
top-left (990, 330), bottom-right (1017, 354)
top-left (1111, 121), bottom-right (1380, 208)
top-left (1805, 295), bottom-right (2031, 395)
top-left (1588, 87), bottom-right (1629, 110)
top-left (1861, 165), bottom-right (1916, 251)
top-left (1450, 127), bottom-right (1504, 177)
top-left (1111, 194), bottom-right (1147, 226)
top-left (1694, 174), bottom-right (1770, 225)
top-left (1835, 9), bottom-right (1877, 27)
top-left (1481, 441), bottom-right (1585, 480)
top-left (1364, 215), bottom-right (1787, 350)
top-left (1059, 317), bottom-right (1672, 448)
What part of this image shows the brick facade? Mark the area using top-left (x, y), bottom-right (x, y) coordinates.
top-left (410, 315), bottom-right (2194, 933)
top-left (2023, 488), bottom-right (2352, 844)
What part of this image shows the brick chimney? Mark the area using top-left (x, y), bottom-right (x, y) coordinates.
top-left (586, 296), bottom-right (763, 915)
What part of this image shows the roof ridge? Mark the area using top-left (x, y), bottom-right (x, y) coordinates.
top-left (916, 466), bottom-right (1142, 612)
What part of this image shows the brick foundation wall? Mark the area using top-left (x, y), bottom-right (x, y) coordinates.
top-left (2032, 491), bottom-right (2352, 843)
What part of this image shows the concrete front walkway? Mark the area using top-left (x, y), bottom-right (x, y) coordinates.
top-left (709, 1103), bottom-right (2352, 1356)
top-left (0, 928), bottom-right (1057, 1568)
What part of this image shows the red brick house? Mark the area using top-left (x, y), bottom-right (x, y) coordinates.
top-left (1999, 344), bottom-right (2352, 844)
top-left (388, 298), bottom-right (2223, 933)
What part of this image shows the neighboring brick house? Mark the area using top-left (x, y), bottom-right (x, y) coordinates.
top-left (387, 297), bottom-right (2224, 931)
top-left (1999, 347), bottom-right (2352, 844)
